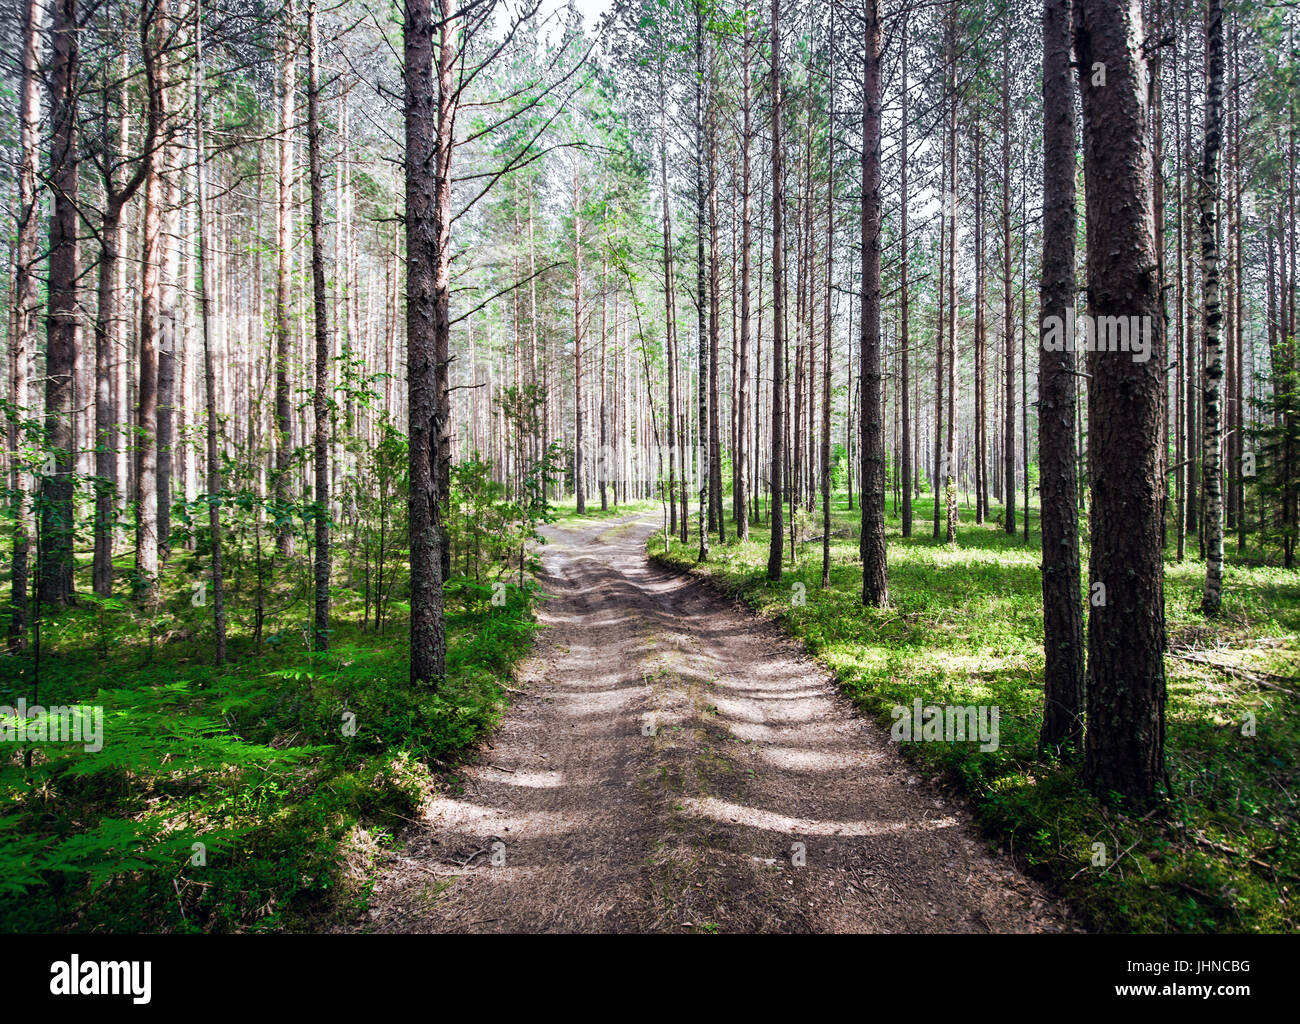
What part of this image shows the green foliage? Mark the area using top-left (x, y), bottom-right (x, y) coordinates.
top-left (0, 447), bottom-right (538, 932)
top-left (651, 494), bottom-right (1300, 933)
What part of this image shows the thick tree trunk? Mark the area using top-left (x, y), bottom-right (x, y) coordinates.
top-left (1037, 0), bottom-right (1085, 751)
top-left (40, 0), bottom-right (80, 608)
top-left (899, 15), bottom-right (912, 540)
top-left (1002, 33), bottom-right (1016, 535)
top-left (1200, 0), bottom-right (1226, 615)
top-left (860, 0), bottom-right (887, 607)
top-left (573, 159), bottom-right (585, 514)
top-left (1076, 0), bottom-right (1168, 803)
top-left (736, 20), bottom-right (752, 541)
top-left (695, 2), bottom-right (709, 560)
top-left (307, 0), bottom-right (331, 650)
top-left (766, 0), bottom-right (784, 580)
top-left (821, 27), bottom-right (835, 589)
top-left (944, 11), bottom-right (959, 546)
top-left (405, 0), bottom-right (446, 684)
top-left (708, 60), bottom-right (724, 547)
top-left (136, 103), bottom-right (163, 601)
top-left (600, 250), bottom-right (609, 513)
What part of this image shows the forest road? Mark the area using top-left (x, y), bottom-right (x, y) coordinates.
top-left (352, 511), bottom-right (1073, 933)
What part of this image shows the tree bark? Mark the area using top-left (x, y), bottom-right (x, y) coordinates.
top-left (8, 0), bottom-right (42, 641)
top-left (899, 15), bottom-right (912, 540)
top-left (766, 0), bottom-right (784, 580)
top-left (860, 0), bottom-right (887, 607)
top-left (1038, 0), bottom-right (1085, 751)
top-left (40, 0), bottom-right (80, 607)
top-left (1199, 0), bottom-right (1226, 615)
top-left (193, 0), bottom-right (227, 665)
top-left (307, 0), bottom-right (331, 650)
top-left (736, 18), bottom-right (752, 541)
top-left (1076, 0), bottom-right (1168, 802)
top-left (274, 2), bottom-right (296, 556)
top-left (405, 0), bottom-right (447, 684)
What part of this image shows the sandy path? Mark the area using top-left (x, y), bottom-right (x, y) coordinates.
top-left (353, 513), bottom-right (1072, 933)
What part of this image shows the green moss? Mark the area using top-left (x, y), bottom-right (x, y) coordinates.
top-left (650, 496), bottom-right (1300, 933)
top-left (0, 560), bottom-right (538, 933)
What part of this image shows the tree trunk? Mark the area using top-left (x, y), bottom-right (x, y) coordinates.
top-left (193, 0), bottom-right (227, 665)
top-left (860, 0), bottom-right (887, 607)
top-left (708, 51), bottom-right (724, 548)
top-left (274, 2), bottom-right (296, 556)
top-left (736, 18), bottom-right (752, 541)
top-left (1076, 0), bottom-right (1168, 803)
top-left (1002, 30), bottom-right (1016, 535)
top-left (1199, 0), bottom-right (1226, 615)
top-left (899, 14), bottom-right (912, 540)
top-left (8, 0), bottom-right (42, 641)
top-left (944, 9), bottom-right (959, 546)
top-left (695, 1), bottom-right (709, 560)
top-left (434, 0), bottom-right (456, 577)
top-left (40, 0), bottom-right (80, 608)
top-left (766, 0), bottom-right (784, 580)
top-left (1038, 0), bottom-right (1085, 750)
top-left (307, 0), bottom-right (331, 650)
top-left (821, 23), bottom-right (835, 588)
top-left (405, 0), bottom-right (446, 684)
top-left (573, 158), bottom-right (585, 514)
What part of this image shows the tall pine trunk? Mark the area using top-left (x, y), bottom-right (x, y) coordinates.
top-left (307, 0), bottom-right (330, 650)
top-left (40, 0), bottom-right (80, 607)
top-left (766, 0), bottom-right (784, 580)
top-left (1200, 0), bottom-right (1226, 615)
top-left (859, 0), bottom-right (887, 607)
top-left (1037, 0), bottom-right (1085, 750)
top-left (1076, 0), bottom-right (1168, 802)
top-left (405, 0), bottom-right (447, 684)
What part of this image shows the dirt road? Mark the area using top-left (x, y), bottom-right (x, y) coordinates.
top-left (354, 512), bottom-right (1071, 933)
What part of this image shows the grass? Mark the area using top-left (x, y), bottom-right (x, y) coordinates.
top-left (649, 491), bottom-right (1300, 934)
top-left (548, 496), bottom-right (663, 523)
top-left (0, 540), bottom-right (538, 933)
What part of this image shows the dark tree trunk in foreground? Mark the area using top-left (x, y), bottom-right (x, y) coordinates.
top-left (1200, 0), bottom-right (1226, 615)
top-left (194, 0), bottom-right (227, 665)
top-left (1037, 0), bottom-right (1085, 750)
top-left (1076, 0), bottom-right (1168, 803)
top-left (573, 159), bottom-right (585, 514)
top-left (766, 0), bottom-right (784, 581)
top-left (899, 15), bottom-right (912, 540)
top-left (821, 28), bottom-right (835, 589)
top-left (1001, 33), bottom-right (1016, 535)
top-left (736, 19), bottom-right (752, 541)
top-left (308, 0), bottom-right (331, 650)
top-left (40, 0), bottom-right (80, 608)
top-left (695, 1), bottom-right (709, 561)
top-left (944, 9), bottom-right (959, 546)
top-left (405, 0), bottom-right (447, 685)
top-left (860, 0), bottom-right (887, 607)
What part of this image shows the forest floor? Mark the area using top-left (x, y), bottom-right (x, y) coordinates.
top-left (350, 510), bottom-right (1071, 933)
